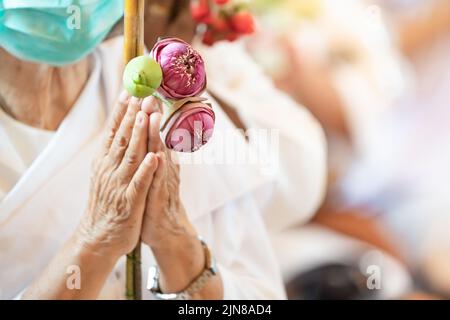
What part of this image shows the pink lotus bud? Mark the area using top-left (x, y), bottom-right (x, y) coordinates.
top-left (160, 97), bottom-right (215, 153)
top-left (151, 38), bottom-right (207, 100)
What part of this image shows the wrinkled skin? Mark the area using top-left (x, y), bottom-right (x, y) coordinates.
top-left (140, 96), bottom-right (197, 249)
top-left (23, 93), bottom-right (159, 299)
top-left (78, 93), bottom-right (158, 259)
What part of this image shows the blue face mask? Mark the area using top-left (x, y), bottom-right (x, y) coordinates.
top-left (0, 0), bottom-right (123, 66)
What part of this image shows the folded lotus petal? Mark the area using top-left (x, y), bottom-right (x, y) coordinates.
top-left (160, 99), bottom-right (215, 153)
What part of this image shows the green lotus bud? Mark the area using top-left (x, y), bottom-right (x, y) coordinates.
top-left (123, 56), bottom-right (163, 98)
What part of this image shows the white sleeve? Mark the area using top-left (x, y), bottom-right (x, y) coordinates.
top-left (206, 186), bottom-right (287, 300)
top-left (200, 41), bottom-right (327, 231)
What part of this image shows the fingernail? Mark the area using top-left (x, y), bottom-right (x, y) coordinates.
top-left (130, 96), bottom-right (140, 105)
top-left (136, 112), bottom-right (144, 124)
top-left (119, 91), bottom-right (129, 103)
top-left (142, 96), bottom-right (155, 105)
top-left (142, 96), bottom-right (160, 114)
top-left (145, 153), bottom-right (154, 165)
top-left (141, 98), bottom-right (151, 114)
top-left (150, 112), bottom-right (162, 124)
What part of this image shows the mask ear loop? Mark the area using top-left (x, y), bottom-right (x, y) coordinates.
top-left (123, 0), bottom-right (146, 301)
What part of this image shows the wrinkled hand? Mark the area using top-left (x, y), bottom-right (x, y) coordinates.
top-left (77, 92), bottom-right (158, 259)
top-left (140, 97), bottom-right (197, 249)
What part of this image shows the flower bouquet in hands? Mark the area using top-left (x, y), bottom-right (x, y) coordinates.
top-left (123, 37), bottom-right (215, 153)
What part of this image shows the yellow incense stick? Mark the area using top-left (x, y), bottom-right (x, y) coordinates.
top-left (124, 0), bottom-right (145, 300)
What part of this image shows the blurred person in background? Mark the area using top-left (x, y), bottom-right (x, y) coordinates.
top-left (339, 0), bottom-right (450, 297)
top-left (0, 0), bottom-right (328, 300)
top-left (276, 0), bottom-right (450, 299)
top-left (244, 0), bottom-right (415, 299)
top-left (181, 0), bottom-right (450, 299)
top-left (192, 0), bottom-right (383, 298)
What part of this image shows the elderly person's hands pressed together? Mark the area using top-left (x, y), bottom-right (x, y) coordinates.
top-left (21, 93), bottom-right (221, 299)
top-left (22, 96), bottom-right (157, 299)
top-left (140, 97), bottom-right (219, 296)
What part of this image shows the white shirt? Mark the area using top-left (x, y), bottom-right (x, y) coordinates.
top-left (0, 108), bottom-right (54, 201)
top-left (197, 40), bottom-right (328, 232)
top-left (0, 36), bottom-right (292, 299)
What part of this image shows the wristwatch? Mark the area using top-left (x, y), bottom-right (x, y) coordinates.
top-left (147, 236), bottom-right (218, 300)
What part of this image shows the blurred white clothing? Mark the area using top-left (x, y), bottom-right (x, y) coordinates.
top-left (198, 40), bottom-right (328, 232)
top-left (0, 109), bottom-right (54, 201)
top-left (342, 32), bottom-right (450, 263)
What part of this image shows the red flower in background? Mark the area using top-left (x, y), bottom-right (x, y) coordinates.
top-left (230, 11), bottom-right (255, 34)
top-left (190, 0), bottom-right (256, 46)
top-left (190, 0), bottom-right (210, 22)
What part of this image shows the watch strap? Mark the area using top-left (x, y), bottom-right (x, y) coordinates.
top-left (148, 236), bottom-right (217, 300)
